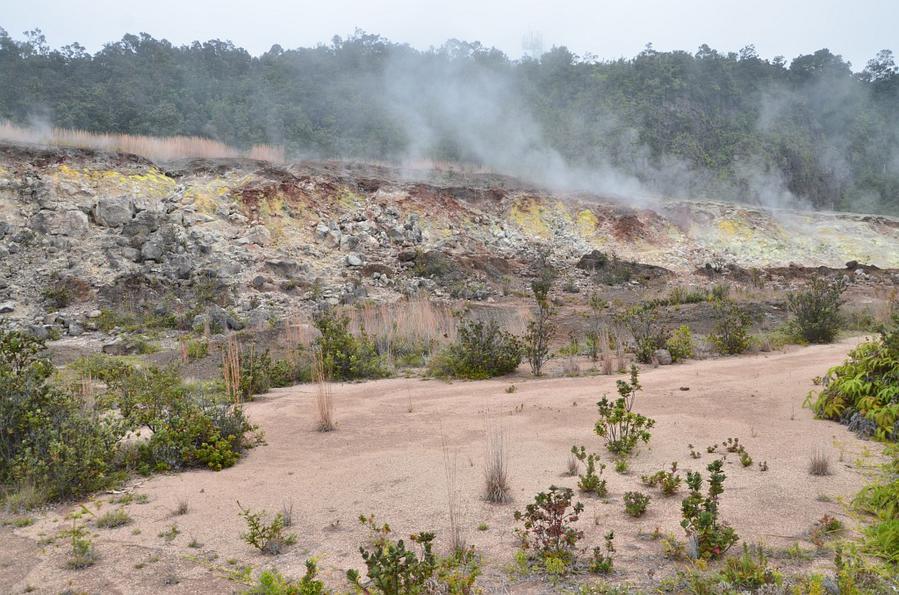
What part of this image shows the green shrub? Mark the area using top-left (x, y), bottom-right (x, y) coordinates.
top-left (239, 503), bottom-right (297, 555)
top-left (709, 300), bottom-right (753, 355)
top-left (514, 486), bottom-right (584, 564)
top-left (594, 366), bottom-right (655, 454)
top-left (642, 463), bottom-right (682, 496)
top-left (588, 532), bottom-right (615, 574)
top-left (787, 277), bottom-right (847, 344)
top-left (680, 459), bottom-right (739, 559)
top-left (523, 277), bottom-right (556, 376)
top-left (0, 326), bottom-right (126, 501)
top-left (809, 314), bottom-right (899, 441)
top-left (185, 339), bottom-right (209, 360)
top-left (619, 305), bottom-right (669, 364)
top-left (108, 366), bottom-right (253, 472)
top-left (666, 325), bottom-right (695, 361)
top-left (244, 560), bottom-right (327, 595)
top-left (347, 518), bottom-right (436, 594)
top-left (430, 319), bottom-right (522, 380)
top-left (571, 446), bottom-right (607, 497)
top-left (239, 347), bottom-right (274, 400)
top-left (314, 309), bottom-right (388, 381)
top-left (623, 492), bottom-right (650, 517)
top-left (67, 524), bottom-right (97, 569)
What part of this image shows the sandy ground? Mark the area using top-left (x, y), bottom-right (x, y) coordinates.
top-left (3, 338), bottom-right (885, 594)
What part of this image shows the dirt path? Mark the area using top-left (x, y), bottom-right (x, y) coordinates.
top-left (7, 339), bottom-right (883, 593)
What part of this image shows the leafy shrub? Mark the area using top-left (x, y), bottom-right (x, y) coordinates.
top-left (435, 546), bottom-right (481, 594)
top-left (109, 366), bottom-right (254, 473)
top-left (571, 446), bottom-right (607, 497)
top-left (709, 300), bottom-right (753, 355)
top-left (594, 366), bottom-right (655, 454)
top-left (523, 277), bottom-right (555, 376)
top-left (623, 492), bottom-right (650, 517)
top-left (430, 319), bottom-right (522, 380)
top-left (239, 347), bottom-right (274, 400)
top-left (788, 277), bottom-right (847, 344)
top-left (347, 521), bottom-right (436, 594)
top-left (244, 560), bottom-right (327, 595)
top-left (809, 314), bottom-right (899, 441)
top-left (666, 325), bottom-right (695, 361)
top-left (314, 309), bottom-right (387, 381)
top-left (680, 459), bottom-right (739, 559)
top-left (0, 326), bottom-right (125, 501)
top-left (619, 305), bottom-right (670, 364)
top-left (514, 486), bottom-right (584, 563)
top-left (642, 463), bottom-right (682, 496)
top-left (239, 503), bottom-right (297, 555)
top-left (185, 339), bottom-right (209, 360)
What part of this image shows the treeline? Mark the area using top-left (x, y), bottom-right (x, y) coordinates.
top-left (1, 28), bottom-right (897, 214)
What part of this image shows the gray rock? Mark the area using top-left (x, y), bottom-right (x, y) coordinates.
top-left (315, 222), bottom-right (330, 238)
top-left (0, 221), bottom-right (8, 239)
top-left (250, 275), bottom-right (269, 290)
top-left (266, 258), bottom-right (306, 278)
top-left (246, 225), bottom-right (272, 246)
top-left (653, 349), bottom-right (673, 365)
top-left (102, 338), bottom-right (139, 356)
top-left (388, 225), bottom-right (405, 241)
top-left (93, 198), bottom-right (133, 227)
top-left (193, 305), bottom-right (244, 333)
top-left (68, 322), bottom-right (84, 337)
top-left (345, 253), bottom-right (364, 267)
top-left (141, 236), bottom-right (165, 261)
top-left (28, 325), bottom-right (50, 341)
top-left (0, 301), bottom-right (15, 313)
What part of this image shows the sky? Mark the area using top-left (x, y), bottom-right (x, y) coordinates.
top-left (3, 0), bottom-right (897, 69)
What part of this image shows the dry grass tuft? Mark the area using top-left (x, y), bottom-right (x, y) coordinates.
top-left (441, 434), bottom-right (466, 553)
top-left (223, 335), bottom-right (241, 404)
top-left (0, 121), bottom-right (285, 163)
top-left (566, 453), bottom-right (580, 477)
top-left (312, 349), bottom-right (336, 432)
top-left (808, 449), bottom-right (832, 476)
top-left (484, 423), bottom-right (512, 504)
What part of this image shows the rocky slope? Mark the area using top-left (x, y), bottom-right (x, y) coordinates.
top-left (1, 143), bottom-right (897, 340)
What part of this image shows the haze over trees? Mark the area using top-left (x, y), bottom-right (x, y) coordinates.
top-left (1, 28), bottom-right (897, 215)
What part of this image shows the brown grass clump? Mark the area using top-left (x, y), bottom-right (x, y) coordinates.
top-left (312, 349), bottom-right (335, 432)
top-left (0, 121), bottom-right (285, 163)
top-left (808, 449), bottom-right (832, 476)
top-left (484, 424), bottom-right (511, 504)
top-left (223, 335), bottom-right (241, 404)
top-left (441, 434), bottom-right (465, 553)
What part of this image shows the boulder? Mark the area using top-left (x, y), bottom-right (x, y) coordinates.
top-left (653, 349), bottom-right (673, 365)
top-left (0, 301), bottom-right (15, 314)
top-left (93, 198), bottom-right (133, 227)
top-left (102, 338), bottom-right (139, 356)
top-left (246, 225), bottom-right (272, 247)
top-left (345, 253), bottom-right (364, 267)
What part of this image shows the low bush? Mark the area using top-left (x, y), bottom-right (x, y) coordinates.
top-left (721, 544), bottom-right (782, 589)
top-left (809, 313), bottom-right (899, 441)
top-left (642, 463), bottom-right (682, 496)
top-left (666, 325), bottom-right (695, 361)
top-left (244, 559), bottom-right (327, 595)
top-left (0, 326), bottom-right (126, 501)
top-left (514, 486), bottom-right (584, 567)
top-left (430, 319), bottom-right (522, 380)
top-left (95, 508), bottom-right (131, 528)
top-left (67, 524), bottom-right (97, 569)
top-left (709, 300), bottom-right (753, 355)
top-left (347, 519), bottom-right (436, 594)
top-left (594, 366), bottom-right (655, 455)
top-left (623, 492), bottom-right (650, 517)
top-left (680, 459), bottom-right (739, 559)
top-left (523, 276), bottom-right (556, 376)
top-left (619, 305), bottom-right (669, 364)
top-left (787, 277), bottom-right (847, 344)
top-left (588, 532), bottom-right (615, 574)
top-left (239, 503), bottom-right (297, 555)
top-left (314, 309), bottom-right (388, 381)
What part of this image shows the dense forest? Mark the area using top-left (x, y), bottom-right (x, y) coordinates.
top-left (1, 28), bottom-right (897, 214)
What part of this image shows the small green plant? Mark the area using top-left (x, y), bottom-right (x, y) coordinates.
top-left (571, 446), bottom-right (607, 497)
top-left (613, 456), bottom-right (629, 474)
top-left (245, 559), bottom-right (327, 595)
top-left (514, 486), bottom-right (584, 565)
top-left (666, 325), bottom-right (695, 361)
top-left (347, 516), bottom-right (437, 594)
top-left (641, 463), bottom-right (682, 496)
top-left (66, 524), bottom-right (97, 569)
top-left (809, 514), bottom-right (844, 547)
top-left (185, 338), bottom-right (209, 360)
top-left (722, 544), bottom-right (782, 589)
top-left (477, 522), bottom-right (488, 531)
top-left (238, 502), bottom-right (296, 555)
top-left (619, 305), bottom-right (670, 364)
top-left (739, 450), bottom-right (753, 467)
top-left (594, 365), bottom-right (655, 454)
top-left (159, 524), bottom-right (180, 542)
top-left (588, 532), bottom-right (615, 574)
top-left (709, 300), bottom-right (753, 355)
top-left (680, 459), bottom-right (739, 559)
top-left (623, 492), bottom-right (650, 517)
top-left (787, 277), bottom-right (847, 344)
top-left (95, 508), bottom-right (131, 528)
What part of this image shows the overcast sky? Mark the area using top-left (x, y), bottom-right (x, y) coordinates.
top-left (4, 0), bottom-right (896, 69)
